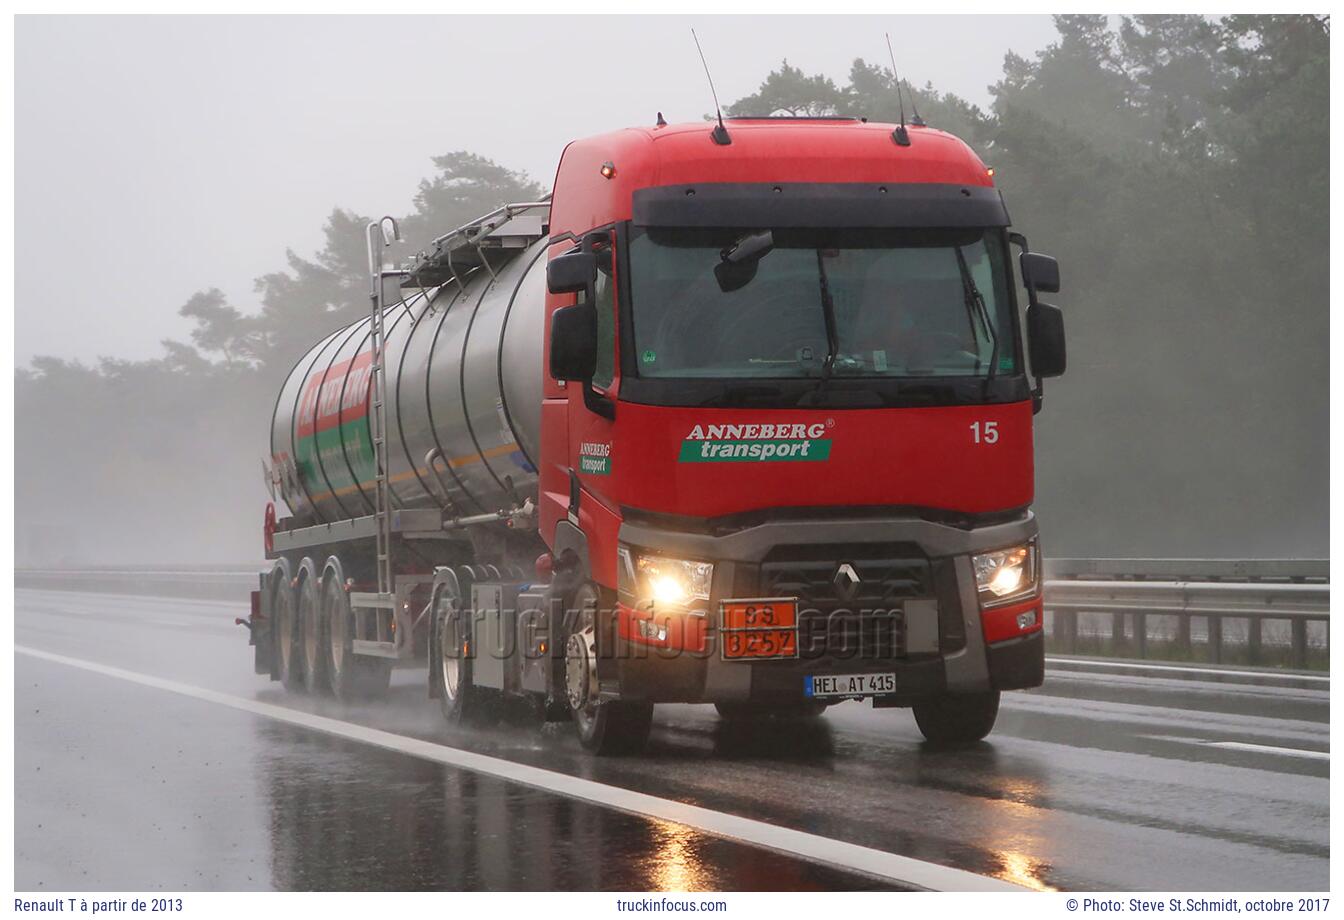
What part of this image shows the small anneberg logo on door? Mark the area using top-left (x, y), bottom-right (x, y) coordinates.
top-left (578, 441), bottom-right (611, 476)
top-left (678, 420), bottom-right (833, 463)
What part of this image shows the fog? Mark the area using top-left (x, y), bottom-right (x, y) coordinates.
top-left (13, 14), bottom-right (1329, 566)
top-left (16, 14), bottom-right (1057, 365)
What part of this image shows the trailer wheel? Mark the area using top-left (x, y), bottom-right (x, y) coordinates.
top-left (273, 574), bottom-right (303, 692)
top-left (323, 562), bottom-right (391, 700)
top-left (565, 583), bottom-right (653, 755)
top-left (714, 701), bottom-right (827, 721)
top-left (297, 560), bottom-right (328, 696)
top-left (912, 691), bottom-right (1000, 747)
top-left (432, 571), bottom-right (480, 725)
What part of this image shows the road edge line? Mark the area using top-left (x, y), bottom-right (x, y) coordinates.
top-left (16, 644), bottom-right (1023, 893)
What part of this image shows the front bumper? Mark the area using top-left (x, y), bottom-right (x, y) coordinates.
top-left (613, 511), bottom-right (1043, 704)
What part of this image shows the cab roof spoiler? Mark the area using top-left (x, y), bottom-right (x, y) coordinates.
top-left (632, 183), bottom-right (1010, 229)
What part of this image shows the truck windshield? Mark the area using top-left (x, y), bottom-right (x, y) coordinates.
top-left (627, 226), bottom-right (1017, 379)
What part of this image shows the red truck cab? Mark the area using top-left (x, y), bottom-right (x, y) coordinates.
top-left (539, 116), bottom-right (1066, 750)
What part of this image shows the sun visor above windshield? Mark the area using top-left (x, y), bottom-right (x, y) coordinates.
top-left (632, 183), bottom-right (1011, 229)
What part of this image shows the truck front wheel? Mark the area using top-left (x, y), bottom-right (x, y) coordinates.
top-left (912, 691), bottom-right (1000, 746)
top-left (565, 583), bottom-right (653, 755)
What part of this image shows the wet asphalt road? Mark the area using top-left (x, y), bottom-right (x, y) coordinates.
top-left (13, 588), bottom-right (1329, 892)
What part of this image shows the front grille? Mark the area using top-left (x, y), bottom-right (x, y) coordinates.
top-left (798, 608), bottom-right (903, 659)
top-left (760, 544), bottom-right (932, 608)
top-left (756, 544), bottom-right (934, 660)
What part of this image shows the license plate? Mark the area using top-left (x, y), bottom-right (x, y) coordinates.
top-left (805, 672), bottom-right (897, 698)
top-left (720, 598), bottom-right (798, 660)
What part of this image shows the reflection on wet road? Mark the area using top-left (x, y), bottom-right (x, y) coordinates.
top-left (14, 589), bottom-right (1330, 891)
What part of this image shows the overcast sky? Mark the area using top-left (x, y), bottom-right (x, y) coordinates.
top-left (16, 14), bottom-right (1058, 365)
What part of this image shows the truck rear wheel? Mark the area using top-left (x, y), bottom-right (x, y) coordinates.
top-left (273, 575), bottom-right (303, 692)
top-left (565, 583), bottom-right (653, 755)
top-left (714, 701), bottom-right (827, 721)
top-left (323, 562), bottom-right (392, 701)
top-left (432, 571), bottom-right (480, 724)
top-left (912, 691), bottom-right (1000, 746)
top-left (297, 561), bottom-right (328, 696)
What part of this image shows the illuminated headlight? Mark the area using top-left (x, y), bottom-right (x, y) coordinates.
top-left (972, 541), bottom-right (1039, 607)
top-left (618, 546), bottom-right (713, 609)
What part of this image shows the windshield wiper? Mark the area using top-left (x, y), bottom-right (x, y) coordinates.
top-left (953, 246), bottom-right (999, 387)
top-left (815, 249), bottom-right (840, 381)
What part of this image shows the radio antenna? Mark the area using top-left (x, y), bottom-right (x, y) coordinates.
top-left (692, 29), bottom-right (732, 146)
top-left (885, 32), bottom-right (911, 147)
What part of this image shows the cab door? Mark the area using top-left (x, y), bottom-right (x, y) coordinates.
top-left (568, 228), bottom-right (620, 509)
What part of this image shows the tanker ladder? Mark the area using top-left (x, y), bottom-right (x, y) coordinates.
top-left (347, 216), bottom-right (413, 656)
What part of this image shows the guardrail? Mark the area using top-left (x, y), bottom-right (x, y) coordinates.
top-left (1043, 559), bottom-right (1329, 669)
top-left (15, 566), bottom-right (263, 602)
top-left (16, 558), bottom-right (1331, 669)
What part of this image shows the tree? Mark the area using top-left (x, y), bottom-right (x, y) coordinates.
top-left (846, 59), bottom-right (988, 143)
top-left (1117, 15), bottom-right (1228, 159)
top-left (176, 288), bottom-right (260, 369)
top-left (724, 60), bottom-right (851, 117)
top-left (400, 151), bottom-right (547, 250)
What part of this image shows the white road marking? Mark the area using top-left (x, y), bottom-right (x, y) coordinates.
top-left (1202, 740), bottom-right (1329, 761)
top-left (1046, 656), bottom-right (1329, 685)
top-left (1144, 735), bottom-right (1329, 761)
top-left (15, 644), bottom-right (1021, 892)
top-left (1044, 669), bottom-right (1329, 703)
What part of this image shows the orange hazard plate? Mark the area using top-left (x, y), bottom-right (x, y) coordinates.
top-left (721, 598), bottom-right (798, 660)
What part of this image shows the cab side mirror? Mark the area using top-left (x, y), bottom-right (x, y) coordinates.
top-left (1027, 302), bottom-right (1066, 378)
top-left (549, 303), bottom-right (597, 381)
top-left (1020, 252), bottom-right (1060, 294)
top-left (547, 251), bottom-right (597, 295)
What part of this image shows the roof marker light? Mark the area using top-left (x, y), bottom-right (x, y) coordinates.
top-left (600, 161), bottom-right (617, 180)
top-left (987, 167), bottom-right (996, 178)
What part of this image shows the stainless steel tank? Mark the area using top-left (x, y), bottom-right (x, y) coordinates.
top-left (269, 239), bottom-right (547, 525)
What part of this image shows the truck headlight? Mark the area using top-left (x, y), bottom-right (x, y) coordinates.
top-left (972, 541), bottom-right (1039, 607)
top-left (618, 546), bottom-right (713, 608)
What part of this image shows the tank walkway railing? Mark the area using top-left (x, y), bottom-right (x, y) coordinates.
top-left (406, 198), bottom-right (551, 289)
top-left (1043, 559), bottom-right (1329, 670)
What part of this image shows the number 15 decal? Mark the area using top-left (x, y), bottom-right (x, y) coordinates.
top-left (970, 421), bottom-right (999, 444)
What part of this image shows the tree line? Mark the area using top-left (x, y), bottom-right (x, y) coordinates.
top-left (15, 15), bottom-right (1328, 563)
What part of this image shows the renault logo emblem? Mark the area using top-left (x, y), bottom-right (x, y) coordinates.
top-left (833, 563), bottom-right (861, 600)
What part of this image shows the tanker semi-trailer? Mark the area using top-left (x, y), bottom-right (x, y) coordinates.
top-left (245, 115), bottom-right (1067, 754)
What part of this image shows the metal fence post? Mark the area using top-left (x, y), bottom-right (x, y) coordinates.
top-left (1246, 617), bottom-right (1262, 665)
top-left (1134, 612), bottom-right (1147, 659)
top-left (1291, 619), bottom-right (1308, 669)
top-left (1208, 615), bottom-right (1222, 664)
top-left (1053, 606), bottom-right (1079, 653)
top-left (1176, 614), bottom-right (1191, 653)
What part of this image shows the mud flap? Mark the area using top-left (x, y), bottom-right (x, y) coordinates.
top-left (251, 578), bottom-right (272, 676)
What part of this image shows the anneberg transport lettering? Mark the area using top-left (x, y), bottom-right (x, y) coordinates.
top-left (678, 421), bottom-right (833, 463)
